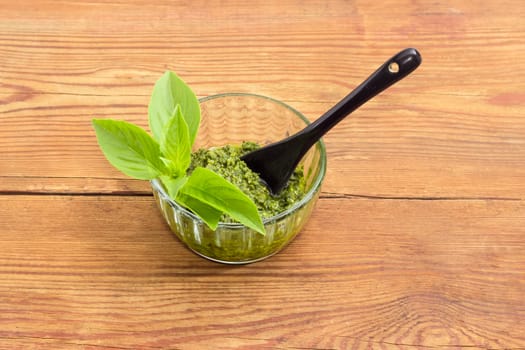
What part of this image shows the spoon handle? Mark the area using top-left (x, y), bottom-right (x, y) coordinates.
top-left (303, 48), bottom-right (421, 142)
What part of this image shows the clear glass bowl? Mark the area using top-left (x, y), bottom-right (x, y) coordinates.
top-left (151, 93), bottom-right (326, 264)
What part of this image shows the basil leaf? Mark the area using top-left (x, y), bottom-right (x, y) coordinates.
top-left (161, 174), bottom-right (223, 231)
top-left (160, 104), bottom-right (191, 177)
top-left (92, 119), bottom-right (166, 180)
top-left (148, 71), bottom-right (200, 145)
top-left (178, 167), bottom-right (265, 235)
top-left (160, 175), bottom-right (188, 200)
top-left (176, 191), bottom-right (223, 231)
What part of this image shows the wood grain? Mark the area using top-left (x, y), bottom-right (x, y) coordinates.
top-left (1, 0), bottom-right (525, 349)
top-left (1, 195), bottom-right (524, 349)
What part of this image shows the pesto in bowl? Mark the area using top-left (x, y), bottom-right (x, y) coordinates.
top-left (189, 142), bottom-right (306, 220)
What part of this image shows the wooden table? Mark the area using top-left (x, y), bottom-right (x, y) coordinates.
top-left (1, 1), bottom-right (524, 348)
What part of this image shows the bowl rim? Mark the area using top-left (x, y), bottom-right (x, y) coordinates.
top-left (151, 92), bottom-right (327, 228)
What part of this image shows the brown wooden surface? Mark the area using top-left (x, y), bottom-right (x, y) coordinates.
top-left (1, 1), bottom-right (524, 349)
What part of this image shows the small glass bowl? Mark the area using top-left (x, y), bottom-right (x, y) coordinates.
top-left (151, 93), bottom-right (326, 264)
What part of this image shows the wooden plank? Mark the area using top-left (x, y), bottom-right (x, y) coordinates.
top-left (1, 91), bottom-right (524, 198)
top-left (1, 195), bottom-right (524, 348)
top-left (1, 1), bottom-right (524, 198)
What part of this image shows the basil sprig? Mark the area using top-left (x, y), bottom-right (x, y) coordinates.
top-left (92, 71), bottom-right (265, 234)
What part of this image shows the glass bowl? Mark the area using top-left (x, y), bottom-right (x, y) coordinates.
top-left (151, 93), bottom-right (326, 264)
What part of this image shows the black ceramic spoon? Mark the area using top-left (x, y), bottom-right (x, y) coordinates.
top-left (241, 48), bottom-right (422, 194)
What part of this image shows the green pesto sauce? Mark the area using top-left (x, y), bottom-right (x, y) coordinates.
top-left (189, 141), bottom-right (306, 221)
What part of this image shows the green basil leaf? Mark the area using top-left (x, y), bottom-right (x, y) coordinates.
top-left (160, 175), bottom-right (188, 200)
top-left (148, 71), bottom-right (200, 145)
top-left (92, 119), bottom-right (166, 180)
top-left (178, 167), bottom-right (265, 235)
top-left (176, 191), bottom-right (222, 231)
top-left (160, 157), bottom-right (174, 170)
top-left (160, 104), bottom-right (191, 177)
